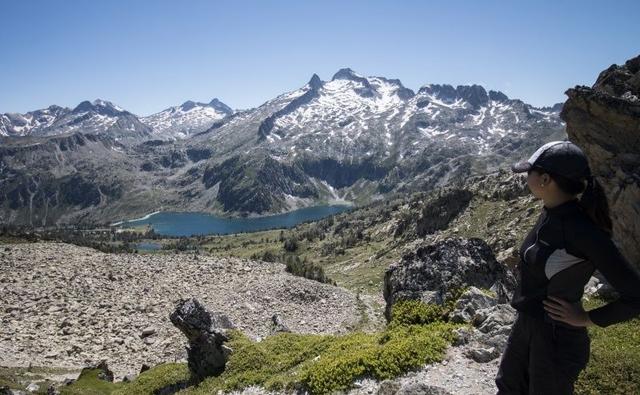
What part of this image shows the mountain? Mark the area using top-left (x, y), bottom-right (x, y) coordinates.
top-left (141, 98), bottom-right (234, 140)
top-left (0, 99), bottom-right (153, 143)
top-left (0, 105), bottom-right (69, 137)
top-left (0, 69), bottom-right (566, 225)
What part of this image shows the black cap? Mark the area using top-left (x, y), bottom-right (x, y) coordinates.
top-left (511, 140), bottom-right (591, 180)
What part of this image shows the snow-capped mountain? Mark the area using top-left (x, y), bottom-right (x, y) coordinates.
top-left (192, 68), bottom-right (564, 162)
top-left (0, 99), bottom-right (152, 142)
top-left (141, 98), bottom-right (233, 140)
top-left (0, 105), bottom-right (69, 137)
top-left (1, 68), bottom-right (566, 225)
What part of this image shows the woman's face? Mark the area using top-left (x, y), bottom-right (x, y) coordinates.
top-left (526, 168), bottom-right (551, 199)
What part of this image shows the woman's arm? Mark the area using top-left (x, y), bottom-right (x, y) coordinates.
top-left (567, 221), bottom-right (640, 327)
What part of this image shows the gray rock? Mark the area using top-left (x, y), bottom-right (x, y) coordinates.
top-left (122, 374), bottom-right (137, 383)
top-left (25, 383), bottom-right (39, 393)
top-left (140, 326), bottom-right (156, 338)
top-left (476, 304), bottom-right (516, 334)
top-left (465, 346), bottom-right (499, 363)
top-left (562, 54), bottom-right (640, 272)
top-left (270, 313), bottom-right (290, 333)
top-left (383, 237), bottom-right (515, 321)
top-left (452, 326), bottom-right (476, 347)
top-left (170, 298), bottom-right (233, 381)
top-left (450, 286), bottom-right (497, 323)
top-left (377, 379), bottom-right (402, 395)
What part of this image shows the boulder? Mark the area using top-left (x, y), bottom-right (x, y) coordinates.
top-left (383, 237), bottom-right (515, 321)
top-left (169, 298), bottom-right (234, 381)
top-left (465, 346), bottom-right (499, 363)
top-left (561, 54), bottom-right (640, 271)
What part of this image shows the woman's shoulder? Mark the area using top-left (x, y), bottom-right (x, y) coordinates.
top-left (562, 208), bottom-right (611, 242)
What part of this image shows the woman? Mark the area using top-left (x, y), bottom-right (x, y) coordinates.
top-left (494, 140), bottom-right (640, 394)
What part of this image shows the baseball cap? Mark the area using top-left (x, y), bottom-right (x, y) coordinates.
top-left (511, 140), bottom-right (591, 180)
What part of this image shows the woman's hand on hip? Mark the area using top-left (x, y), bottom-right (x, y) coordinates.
top-left (543, 295), bottom-right (594, 327)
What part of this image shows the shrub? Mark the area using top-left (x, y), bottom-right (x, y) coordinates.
top-left (388, 300), bottom-right (447, 327)
top-left (283, 237), bottom-right (298, 252)
top-left (184, 319), bottom-right (458, 395)
top-left (285, 257), bottom-right (335, 285)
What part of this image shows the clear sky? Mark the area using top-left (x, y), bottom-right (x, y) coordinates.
top-left (1, 0), bottom-right (638, 116)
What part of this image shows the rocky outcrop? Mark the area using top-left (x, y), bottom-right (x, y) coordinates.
top-left (383, 237), bottom-right (515, 321)
top-left (561, 55), bottom-right (640, 269)
top-left (170, 298), bottom-right (233, 381)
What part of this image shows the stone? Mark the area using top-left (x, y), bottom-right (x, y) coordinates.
top-left (450, 286), bottom-right (497, 323)
top-left (122, 374), bottom-right (137, 383)
top-left (170, 298), bottom-right (233, 381)
top-left (140, 326), bottom-right (156, 338)
top-left (383, 237), bottom-right (515, 321)
top-left (377, 379), bottom-right (402, 395)
top-left (465, 346), bottom-right (499, 363)
top-left (270, 313), bottom-right (291, 333)
top-left (26, 383), bottom-right (39, 393)
top-left (476, 304), bottom-right (516, 334)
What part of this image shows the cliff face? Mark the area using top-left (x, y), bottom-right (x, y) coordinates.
top-left (561, 55), bottom-right (640, 268)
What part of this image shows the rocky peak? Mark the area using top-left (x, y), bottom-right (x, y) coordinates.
top-left (331, 67), bottom-right (362, 81)
top-left (539, 102), bottom-right (563, 113)
top-left (72, 99), bottom-right (126, 116)
top-left (418, 84), bottom-right (458, 102)
top-left (561, 53), bottom-right (640, 269)
top-left (488, 90), bottom-right (509, 102)
top-left (208, 98), bottom-right (234, 115)
top-left (456, 85), bottom-right (489, 108)
top-left (592, 56), bottom-right (640, 99)
top-left (307, 73), bottom-right (323, 90)
top-left (180, 100), bottom-right (198, 111)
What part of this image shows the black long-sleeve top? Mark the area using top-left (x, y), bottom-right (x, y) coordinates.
top-left (510, 198), bottom-right (640, 327)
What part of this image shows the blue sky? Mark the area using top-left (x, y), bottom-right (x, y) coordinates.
top-left (1, 0), bottom-right (638, 115)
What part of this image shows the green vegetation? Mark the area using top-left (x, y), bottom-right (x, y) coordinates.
top-left (575, 297), bottom-right (640, 395)
top-left (111, 363), bottom-right (190, 395)
top-left (56, 301), bottom-right (458, 395)
top-left (183, 300), bottom-right (459, 395)
top-left (59, 368), bottom-right (125, 395)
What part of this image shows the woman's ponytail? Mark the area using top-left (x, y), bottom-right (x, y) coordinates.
top-left (547, 169), bottom-right (613, 235)
top-left (579, 175), bottom-right (613, 235)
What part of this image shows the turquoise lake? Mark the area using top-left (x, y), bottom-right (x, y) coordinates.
top-left (120, 204), bottom-right (354, 237)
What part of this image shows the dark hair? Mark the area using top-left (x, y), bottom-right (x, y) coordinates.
top-left (530, 166), bottom-right (613, 235)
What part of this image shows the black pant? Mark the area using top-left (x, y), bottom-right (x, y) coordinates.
top-left (495, 312), bottom-right (590, 395)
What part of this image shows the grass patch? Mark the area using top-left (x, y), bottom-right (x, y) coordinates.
top-left (183, 323), bottom-right (457, 395)
top-left (59, 369), bottom-right (124, 395)
top-left (574, 297), bottom-right (640, 395)
top-left (62, 363), bottom-right (190, 395)
top-left (112, 363), bottom-right (190, 395)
